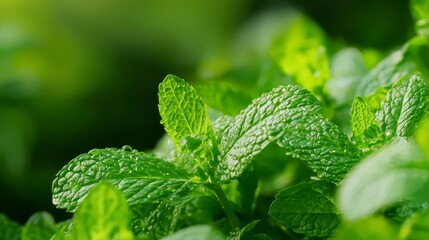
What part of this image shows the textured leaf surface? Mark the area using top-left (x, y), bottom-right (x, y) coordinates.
top-left (21, 212), bottom-right (57, 240)
top-left (52, 147), bottom-right (198, 212)
top-left (0, 214), bottom-right (21, 240)
top-left (215, 85), bottom-right (321, 182)
top-left (276, 108), bottom-right (361, 183)
top-left (339, 142), bottom-right (429, 220)
top-left (269, 181), bottom-right (340, 237)
top-left (71, 182), bottom-right (133, 240)
top-left (158, 74), bottom-right (214, 148)
top-left (158, 74), bottom-right (216, 179)
top-left (161, 225), bottom-right (225, 240)
top-left (377, 75), bottom-right (429, 141)
top-left (350, 97), bottom-right (382, 150)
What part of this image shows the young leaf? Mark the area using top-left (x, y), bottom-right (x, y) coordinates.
top-left (52, 147), bottom-right (199, 212)
top-left (158, 74), bottom-right (217, 179)
top-left (269, 180), bottom-right (340, 237)
top-left (0, 214), bottom-right (21, 240)
top-left (196, 81), bottom-right (253, 116)
top-left (377, 75), bottom-right (429, 141)
top-left (21, 212), bottom-right (57, 240)
top-left (350, 97), bottom-right (382, 150)
top-left (215, 84), bottom-right (321, 182)
top-left (271, 16), bottom-right (330, 97)
top-left (339, 142), bottom-right (429, 221)
top-left (71, 182), bottom-right (133, 240)
top-left (160, 225), bottom-right (226, 240)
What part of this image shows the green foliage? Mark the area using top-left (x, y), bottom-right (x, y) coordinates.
top-left (4, 2), bottom-right (429, 239)
top-left (21, 212), bottom-right (57, 240)
top-left (71, 182), bottom-right (133, 240)
top-left (269, 180), bottom-right (340, 237)
top-left (338, 142), bottom-right (429, 221)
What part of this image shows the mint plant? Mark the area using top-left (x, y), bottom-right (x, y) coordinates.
top-left (2, 0), bottom-right (429, 239)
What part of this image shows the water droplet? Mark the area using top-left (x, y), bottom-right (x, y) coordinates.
top-left (122, 145), bottom-right (133, 151)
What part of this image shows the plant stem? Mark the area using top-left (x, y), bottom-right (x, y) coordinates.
top-left (212, 184), bottom-right (240, 230)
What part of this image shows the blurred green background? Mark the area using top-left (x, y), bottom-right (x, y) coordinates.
top-left (0, 0), bottom-right (412, 223)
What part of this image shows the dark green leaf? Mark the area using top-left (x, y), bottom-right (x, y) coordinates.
top-left (21, 212), bottom-right (57, 240)
top-left (0, 214), bottom-right (21, 240)
top-left (269, 180), bottom-right (340, 237)
top-left (52, 147), bottom-right (199, 212)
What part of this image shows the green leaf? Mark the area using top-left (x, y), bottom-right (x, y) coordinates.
top-left (377, 75), bottom-right (429, 141)
top-left (160, 225), bottom-right (226, 240)
top-left (338, 142), bottom-right (429, 221)
top-left (350, 97), bottom-right (382, 150)
top-left (230, 220), bottom-right (273, 240)
top-left (356, 37), bottom-right (429, 97)
top-left (52, 147), bottom-right (199, 212)
top-left (21, 212), bottom-right (57, 240)
top-left (0, 214), bottom-right (21, 240)
top-left (271, 16), bottom-right (330, 97)
top-left (215, 84), bottom-right (320, 182)
top-left (410, 0), bottom-right (429, 36)
top-left (400, 209), bottom-right (429, 240)
top-left (196, 81), bottom-right (253, 116)
top-left (269, 180), bottom-right (340, 237)
top-left (71, 182), bottom-right (133, 240)
top-left (332, 217), bottom-right (399, 240)
top-left (328, 48), bottom-right (367, 105)
top-left (158, 74), bottom-right (217, 179)
top-left (276, 107), bottom-right (361, 183)
top-left (416, 118), bottom-right (429, 159)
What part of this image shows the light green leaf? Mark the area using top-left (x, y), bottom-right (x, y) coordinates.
top-left (339, 142), bottom-right (429, 221)
top-left (356, 37), bottom-right (429, 97)
top-left (158, 74), bottom-right (217, 179)
top-left (269, 180), bottom-right (340, 237)
top-left (377, 75), bottom-right (429, 141)
top-left (196, 81), bottom-right (253, 116)
top-left (21, 212), bottom-right (57, 240)
top-left (71, 182), bottom-right (133, 240)
top-left (332, 217), bottom-right (399, 240)
top-left (0, 214), bottom-right (21, 240)
top-left (52, 147), bottom-right (199, 212)
top-left (400, 209), bottom-right (429, 240)
top-left (416, 118), bottom-right (429, 159)
top-left (410, 0), bottom-right (429, 36)
top-left (271, 16), bottom-right (330, 97)
top-left (350, 97), bottom-right (382, 150)
top-left (351, 97), bottom-right (376, 137)
top-left (215, 85), bottom-right (320, 182)
top-left (328, 48), bottom-right (367, 105)
top-left (160, 225), bottom-right (226, 240)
